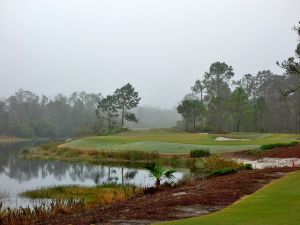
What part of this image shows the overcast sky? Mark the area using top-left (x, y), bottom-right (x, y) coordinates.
top-left (0, 0), bottom-right (299, 108)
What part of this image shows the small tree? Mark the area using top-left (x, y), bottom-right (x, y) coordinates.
top-left (96, 95), bottom-right (118, 132)
top-left (203, 62), bottom-right (234, 99)
top-left (177, 100), bottom-right (193, 131)
top-left (253, 96), bottom-right (268, 133)
top-left (145, 163), bottom-right (176, 188)
top-left (277, 21), bottom-right (300, 96)
top-left (114, 83), bottom-right (141, 127)
top-left (229, 87), bottom-right (251, 132)
top-left (177, 98), bottom-right (205, 131)
top-left (191, 79), bottom-right (205, 101)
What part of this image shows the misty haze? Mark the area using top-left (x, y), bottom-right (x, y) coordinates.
top-left (0, 1), bottom-right (300, 225)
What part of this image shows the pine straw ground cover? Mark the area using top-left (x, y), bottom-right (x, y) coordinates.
top-left (226, 143), bottom-right (300, 159)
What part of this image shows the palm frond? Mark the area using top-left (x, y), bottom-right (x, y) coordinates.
top-left (164, 169), bottom-right (176, 180)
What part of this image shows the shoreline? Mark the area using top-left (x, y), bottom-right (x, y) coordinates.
top-left (0, 136), bottom-right (29, 143)
top-left (22, 142), bottom-right (196, 168)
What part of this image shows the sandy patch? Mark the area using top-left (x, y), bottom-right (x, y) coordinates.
top-left (236, 157), bottom-right (300, 169)
top-left (215, 137), bottom-right (249, 141)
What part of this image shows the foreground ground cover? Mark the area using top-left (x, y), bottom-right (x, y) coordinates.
top-left (15, 167), bottom-right (294, 225)
top-left (62, 129), bottom-right (299, 154)
top-left (159, 170), bottom-right (300, 225)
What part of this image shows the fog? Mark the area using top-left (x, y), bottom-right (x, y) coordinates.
top-left (0, 0), bottom-right (299, 108)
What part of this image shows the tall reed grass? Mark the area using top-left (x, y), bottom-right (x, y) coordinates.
top-left (0, 199), bottom-right (84, 225)
top-left (203, 155), bottom-right (242, 171)
top-left (21, 184), bottom-right (140, 206)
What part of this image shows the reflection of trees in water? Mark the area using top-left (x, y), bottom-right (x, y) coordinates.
top-left (0, 142), bottom-right (139, 184)
top-left (125, 170), bottom-right (138, 180)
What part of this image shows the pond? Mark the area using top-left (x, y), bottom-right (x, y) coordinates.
top-left (0, 141), bottom-right (185, 208)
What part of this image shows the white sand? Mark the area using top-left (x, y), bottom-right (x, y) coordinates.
top-left (215, 137), bottom-right (249, 141)
top-left (235, 157), bottom-right (300, 169)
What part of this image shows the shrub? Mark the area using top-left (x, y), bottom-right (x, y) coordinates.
top-left (40, 141), bottom-right (62, 151)
top-left (208, 167), bottom-right (237, 176)
top-left (63, 150), bottom-right (81, 158)
top-left (190, 149), bottom-right (210, 158)
top-left (21, 149), bottom-right (30, 154)
top-left (170, 155), bottom-right (184, 167)
top-left (145, 163), bottom-right (176, 188)
top-left (260, 141), bottom-right (298, 150)
top-left (240, 163), bottom-right (253, 170)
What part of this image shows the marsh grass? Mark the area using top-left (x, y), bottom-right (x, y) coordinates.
top-left (0, 192), bottom-right (7, 200)
top-left (21, 184), bottom-right (140, 206)
top-left (0, 199), bottom-right (84, 225)
top-left (102, 149), bottom-right (159, 161)
top-left (203, 155), bottom-right (242, 171)
top-left (199, 156), bottom-right (253, 177)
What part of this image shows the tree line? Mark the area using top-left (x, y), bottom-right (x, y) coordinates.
top-left (0, 83), bottom-right (140, 138)
top-left (177, 22), bottom-right (300, 133)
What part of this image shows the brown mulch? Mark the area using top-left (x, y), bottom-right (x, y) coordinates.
top-left (32, 167), bottom-right (297, 225)
top-left (226, 144), bottom-right (300, 159)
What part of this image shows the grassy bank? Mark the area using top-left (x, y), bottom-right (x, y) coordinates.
top-left (22, 141), bottom-right (196, 168)
top-left (21, 184), bottom-right (140, 206)
top-left (61, 129), bottom-right (299, 154)
top-left (158, 170), bottom-right (300, 225)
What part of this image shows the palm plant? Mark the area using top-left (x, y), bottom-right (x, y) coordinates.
top-left (145, 163), bottom-right (176, 188)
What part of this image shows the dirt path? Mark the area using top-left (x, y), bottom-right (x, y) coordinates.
top-left (32, 167), bottom-right (297, 225)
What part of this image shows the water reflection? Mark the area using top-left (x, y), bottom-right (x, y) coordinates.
top-left (0, 141), bottom-right (184, 208)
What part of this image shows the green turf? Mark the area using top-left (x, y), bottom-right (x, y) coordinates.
top-left (158, 170), bottom-right (300, 225)
top-left (63, 129), bottom-right (299, 154)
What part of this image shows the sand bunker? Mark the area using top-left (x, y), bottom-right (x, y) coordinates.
top-left (215, 137), bottom-right (249, 141)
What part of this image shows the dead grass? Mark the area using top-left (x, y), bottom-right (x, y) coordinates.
top-left (203, 155), bottom-right (242, 171)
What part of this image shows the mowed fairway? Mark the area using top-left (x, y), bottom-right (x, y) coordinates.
top-left (63, 129), bottom-right (299, 154)
top-left (158, 170), bottom-right (300, 225)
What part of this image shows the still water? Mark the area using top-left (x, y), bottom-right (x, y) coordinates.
top-left (0, 141), bottom-right (184, 208)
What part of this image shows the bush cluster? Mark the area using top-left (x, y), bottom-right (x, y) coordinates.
top-left (208, 167), bottom-right (237, 176)
top-left (190, 149), bottom-right (210, 158)
top-left (240, 163), bottom-right (253, 170)
top-left (202, 156), bottom-right (253, 177)
top-left (260, 141), bottom-right (298, 150)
